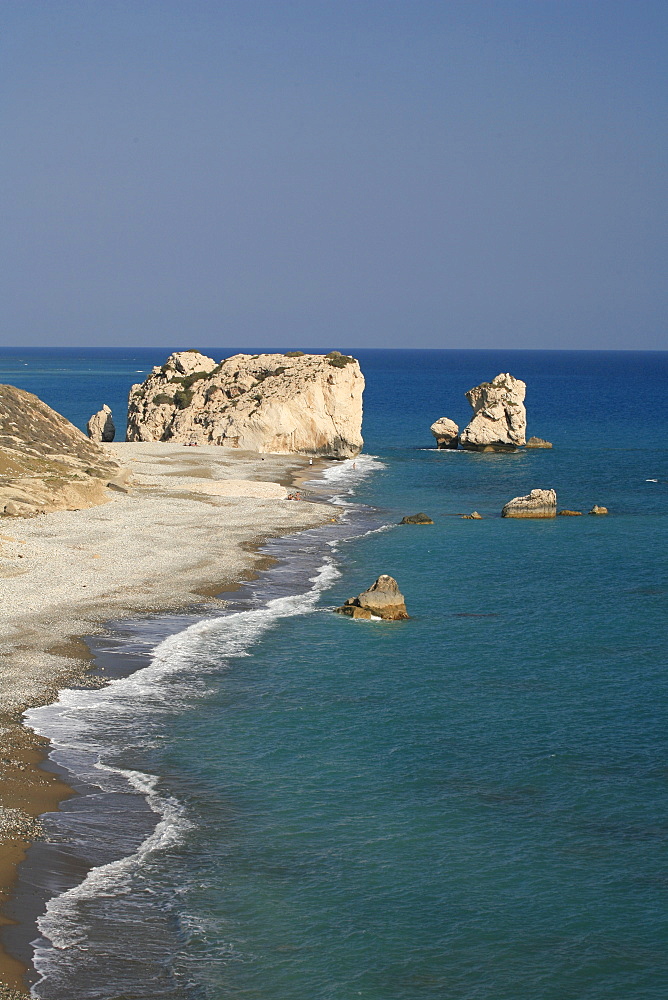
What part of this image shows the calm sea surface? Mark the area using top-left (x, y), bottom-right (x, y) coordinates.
top-left (1, 349), bottom-right (667, 1000)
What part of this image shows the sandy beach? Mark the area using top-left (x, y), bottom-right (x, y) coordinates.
top-left (0, 443), bottom-right (337, 996)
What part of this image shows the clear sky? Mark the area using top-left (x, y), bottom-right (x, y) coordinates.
top-left (1, 0), bottom-right (665, 349)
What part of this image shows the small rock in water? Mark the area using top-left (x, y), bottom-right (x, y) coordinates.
top-left (335, 574), bottom-right (409, 620)
top-left (430, 418), bottom-right (459, 449)
top-left (558, 510), bottom-right (582, 516)
top-left (501, 489), bottom-right (557, 518)
top-left (400, 513), bottom-right (434, 524)
top-left (462, 511), bottom-right (482, 519)
top-left (525, 436), bottom-right (552, 448)
top-left (589, 505), bottom-right (609, 515)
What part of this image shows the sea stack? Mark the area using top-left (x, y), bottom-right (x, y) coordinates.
top-left (126, 350), bottom-right (364, 459)
top-left (87, 404), bottom-right (116, 442)
top-left (430, 418), bottom-right (459, 449)
top-left (460, 373), bottom-right (527, 451)
top-left (501, 489), bottom-right (557, 518)
top-left (335, 575), bottom-right (409, 620)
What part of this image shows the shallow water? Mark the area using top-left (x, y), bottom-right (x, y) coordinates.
top-left (3, 348), bottom-right (667, 999)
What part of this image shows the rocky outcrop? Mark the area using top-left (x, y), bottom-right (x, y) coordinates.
top-left (462, 511), bottom-right (482, 519)
top-left (501, 489), bottom-right (557, 518)
top-left (589, 505), bottom-right (608, 515)
top-left (525, 436), bottom-right (552, 449)
top-left (87, 404), bottom-right (115, 442)
top-left (558, 510), bottom-right (582, 516)
top-left (0, 385), bottom-right (123, 517)
top-left (400, 513), bottom-right (433, 524)
top-left (460, 373), bottom-right (526, 451)
top-left (335, 575), bottom-right (409, 620)
top-left (126, 350), bottom-right (364, 459)
top-left (430, 418), bottom-right (459, 449)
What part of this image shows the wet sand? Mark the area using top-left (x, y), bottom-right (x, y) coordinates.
top-left (0, 443), bottom-right (338, 995)
top-left (0, 729), bottom-right (76, 994)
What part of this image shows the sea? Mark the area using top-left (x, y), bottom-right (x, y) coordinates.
top-left (1, 347), bottom-right (667, 1000)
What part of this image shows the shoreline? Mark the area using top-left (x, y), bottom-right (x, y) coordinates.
top-left (0, 443), bottom-right (339, 996)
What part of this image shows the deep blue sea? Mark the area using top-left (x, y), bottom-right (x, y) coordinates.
top-left (1, 348), bottom-right (667, 1000)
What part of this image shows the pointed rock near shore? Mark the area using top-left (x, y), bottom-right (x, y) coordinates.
top-left (87, 404), bottom-right (115, 442)
top-left (126, 350), bottom-right (364, 459)
top-left (460, 373), bottom-right (527, 451)
top-left (335, 574), bottom-right (409, 620)
top-left (501, 489), bottom-right (557, 518)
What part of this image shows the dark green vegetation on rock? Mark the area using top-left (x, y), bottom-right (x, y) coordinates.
top-left (326, 351), bottom-right (355, 368)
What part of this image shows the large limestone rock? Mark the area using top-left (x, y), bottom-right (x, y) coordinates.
top-left (430, 417), bottom-right (459, 449)
top-left (335, 574), bottom-right (409, 620)
top-left (0, 385), bottom-right (123, 517)
top-left (460, 373), bottom-right (526, 451)
top-left (87, 404), bottom-right (115, 442)
top-left (127, 350), bottom-right (364, 459)
top-left (501, 489), bottom-right (557, 518)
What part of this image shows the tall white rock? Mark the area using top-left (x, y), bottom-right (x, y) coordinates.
top-left (126, 351), bottom-right (364, 459)
top-left (460, 373), bottom-right (526, 451)
top-left (86, 404), bottom-right (115, 442)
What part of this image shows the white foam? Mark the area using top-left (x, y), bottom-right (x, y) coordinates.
top-left (26, 450), bottom-right (385, 989)
top-left (32, 771), bottom-right (191, 960)
top-left (314, 454), bottom-right (385, 503)
top-left (319, 452), bottom-right (384, 479)
top-left (26, 555), bottom-right (343, 984)
top-left (327, 518), bottom-right (394, 549)
top-left (27, 558), bottom-right (342, 742)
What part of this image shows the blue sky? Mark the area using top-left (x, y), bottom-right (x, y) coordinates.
top-left (1, 1), bottom-right (665, 349)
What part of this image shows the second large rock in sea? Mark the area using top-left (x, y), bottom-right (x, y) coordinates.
top-left (460, 373), bottom-right (526, 451)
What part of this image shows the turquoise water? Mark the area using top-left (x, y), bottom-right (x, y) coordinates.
top-left (3, 349), bottom-right (667, 999)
